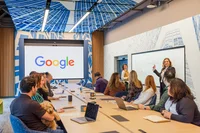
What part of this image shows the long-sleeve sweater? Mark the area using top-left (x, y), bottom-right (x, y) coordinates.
top-left (104, 82), bottom-right (125, 97)
top-left (125, 81), bottom-right (143, 101)
top-left (168, 97), bottom-right (200, 126)
top-left (133, 88), bottom-right (155, 105)
top-left (150, 86), bottom-right (169, 112)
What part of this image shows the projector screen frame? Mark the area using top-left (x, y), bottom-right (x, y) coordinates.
top-left (19, 39), bottom-right (88, 80)
top-left (131, 46), bottom-right (186, 85)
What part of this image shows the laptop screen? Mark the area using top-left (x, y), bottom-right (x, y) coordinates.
top-left (85, 102), bottom-right (99, 120)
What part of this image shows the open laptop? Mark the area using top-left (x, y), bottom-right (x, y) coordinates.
top-left (115, 97), bottom-right (138, 111)
top-left (71, 102), bottom-right (99, 124)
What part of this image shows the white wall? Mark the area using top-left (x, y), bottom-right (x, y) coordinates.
top-left (104, 14), bottom-right (200, 108)
top-left (105, 0), bottom-right (200, 45)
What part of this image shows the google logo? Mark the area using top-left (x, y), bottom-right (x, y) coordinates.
top-left (35, 56), bottom-right (74, 69)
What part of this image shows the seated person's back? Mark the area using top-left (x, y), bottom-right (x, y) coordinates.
top-left (132, 75), bottom-right (156, 105)
top-left (10, 94), bottom-right (47, 131)
top-left (94, 72), bottom-right (108, 93)
top-left (10, 76), bottom-right (56, 132)
top-left (104, 72), bottom-right (125, 96)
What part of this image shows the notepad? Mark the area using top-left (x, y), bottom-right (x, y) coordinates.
top-left (143, 115), bottom-right (170, 123)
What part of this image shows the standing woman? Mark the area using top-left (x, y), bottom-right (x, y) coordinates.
top-left (153, 58), bottom-right (173, 97)
top-left (121, 64), bottom-right (129, 82)
top-left (104, 72), bottom-right (125, 97)
top-left (124, 70), bottom-right (143, 102)
top-left (161, 78), bottom-right (200, 126)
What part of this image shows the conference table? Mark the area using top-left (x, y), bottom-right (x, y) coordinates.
top-left (51, 88), bottom-right (129, 133)
top-left (51, 84), bottom-right (200, 133)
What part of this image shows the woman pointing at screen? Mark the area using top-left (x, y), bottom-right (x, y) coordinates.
top-left (153, 58), bottom-right (174, 98)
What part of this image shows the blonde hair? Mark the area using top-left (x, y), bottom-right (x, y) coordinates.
top-left (144, 75), bottom-right (156, 93)
top-left (129, 70), bottom-right (142, 88)
top-left (162, 58), bottom-right (172, 68)
top-left (42, 73), bottom-right (49, 93)
top-left (107, 72), bottom-right (120, 90)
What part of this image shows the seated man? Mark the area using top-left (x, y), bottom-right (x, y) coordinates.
top-left (94, 72), bottom-right (108, 93)
top-left (10, 76), bottom-right (64, 133)
top-left (138, 67), bottom-right (176, 112)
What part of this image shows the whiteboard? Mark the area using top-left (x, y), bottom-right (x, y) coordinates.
top-left (131, 47), bottom-right (185, 86)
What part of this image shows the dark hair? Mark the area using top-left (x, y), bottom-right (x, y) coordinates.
top-left (94, 72), bottom-right (101, 77)
top-left (45, 72), bottom-right (52, 78)
top-left (164, 67), bottom-right (176, 83)
top-left (29, 71), bottom-right (37, 76)
top-left (169, 78), bottom-right (194, 102)
top-left (20, 76), bottom-right (36, 93)
top-left (30, 73), bottom-right (43, 87)
top-left (122, 64), bottom-right (127, 70)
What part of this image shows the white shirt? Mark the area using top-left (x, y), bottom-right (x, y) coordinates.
top-left (133, 87), bottom-right (155, 105)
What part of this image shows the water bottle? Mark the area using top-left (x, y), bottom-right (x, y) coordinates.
top-left (80, 85), bottom-right (83, 93)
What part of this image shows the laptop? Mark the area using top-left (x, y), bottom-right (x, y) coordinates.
top-left (115, 97), bottom-right (138, 111)
top-left (71, 102), bottom-right (99, 124)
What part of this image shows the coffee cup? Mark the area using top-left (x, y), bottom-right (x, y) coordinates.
top-left (90, 92), bottom-right (96, 97)
top-left (80, 105), bottom-right (87, 112)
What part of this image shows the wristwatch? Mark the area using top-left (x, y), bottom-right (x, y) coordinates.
top-left (144, 106), bottom-right (146, 110)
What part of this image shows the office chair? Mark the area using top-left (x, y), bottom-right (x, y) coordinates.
top-left (10, 115), bottom-right (47, 133)
top-left (147, 94), bottom-right (157, 106)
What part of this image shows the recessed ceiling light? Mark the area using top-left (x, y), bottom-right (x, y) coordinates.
top-left (147, 4), bottom-right (157, 8)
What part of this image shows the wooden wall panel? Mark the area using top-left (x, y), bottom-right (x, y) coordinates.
top-left (0, 28), bottom-right (14, 97)
top-left (92, 31), bottom-right (104, 84)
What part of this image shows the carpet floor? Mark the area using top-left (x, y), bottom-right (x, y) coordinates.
top-left (0, 98), bottom-right (14, 133)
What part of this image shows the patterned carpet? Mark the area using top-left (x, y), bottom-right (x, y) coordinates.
top-left (0, 98), bottom-right (14, 133)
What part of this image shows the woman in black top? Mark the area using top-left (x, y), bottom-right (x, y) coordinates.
top-left (153, 58), bottom-right (173, 98)
top-left (124, 70), bottom-right (143, 102)
top-left (161, 78), bottom-right (200, 126)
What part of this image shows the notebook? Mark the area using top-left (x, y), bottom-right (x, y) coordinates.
top-left (143, 115), bottom-right (170, 123)
top-left (71, 102), bottom-right (99, 124)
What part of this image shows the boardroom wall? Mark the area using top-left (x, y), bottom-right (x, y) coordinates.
top-left (105, 0), bottom-right (200, 45)
top-left (0, 28), bottom-right (14, 97)
top-left (104, 0), bottom-right (200, 108)
top-left (14, 31), bottom-right (93, 96)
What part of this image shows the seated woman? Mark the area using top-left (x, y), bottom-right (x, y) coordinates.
top-left (45, 72), bottom-right (54, 97)
top-left (104, 72), bottom-right (125, 96)
top-left (161, 78), bottom-right (200, 126)
top-left (131, 75), bottom-right (156, 105)
top-left (123, 70), bottom-right (143, 102)
top-left (31, 73), bottom-right (59, 102)
top-left (30, 72), bottom-right (67, 132)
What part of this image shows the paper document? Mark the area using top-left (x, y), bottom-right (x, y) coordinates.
top-left (143, 115), bottom-right (170, 123)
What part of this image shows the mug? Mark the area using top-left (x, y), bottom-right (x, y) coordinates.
top-left (80, 105), bottom-right (87, 112)
top-left (68, 95), bottom-right (72, 102)
top-left (90, 92), bottom-right (96, 97)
